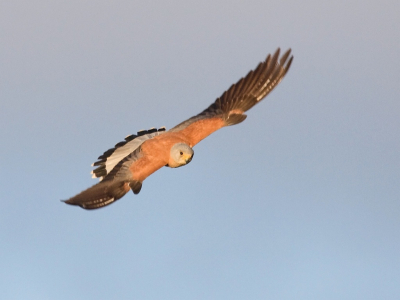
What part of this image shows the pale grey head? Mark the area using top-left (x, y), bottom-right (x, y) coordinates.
top-left (167, 143), bottom-right (194, 168)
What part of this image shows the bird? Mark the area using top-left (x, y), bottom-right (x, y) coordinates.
top-left (63, 48), bottom-right (293, 209)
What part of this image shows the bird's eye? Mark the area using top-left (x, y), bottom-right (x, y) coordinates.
top-left (180, 151), bottom-right (183, 155)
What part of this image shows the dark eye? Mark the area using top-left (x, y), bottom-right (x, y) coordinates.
top-left (180, 151), bottom-right (183, 155)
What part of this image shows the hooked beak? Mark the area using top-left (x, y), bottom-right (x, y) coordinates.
top-left (184, 153), bottom-right (194, 163)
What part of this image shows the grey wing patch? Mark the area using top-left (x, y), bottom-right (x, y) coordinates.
top-left (91, 126), bottom-right (166, 181)
top-left (102, 147), bottom-right (142, 182)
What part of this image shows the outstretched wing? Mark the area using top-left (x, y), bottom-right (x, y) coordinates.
top-left (91, 127), bottom-right (166, 180)
top-left (170, 48), bottom-right (293, 146)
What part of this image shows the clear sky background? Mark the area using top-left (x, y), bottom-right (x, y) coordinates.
top-left (1, 1), bottom-right (399, 299)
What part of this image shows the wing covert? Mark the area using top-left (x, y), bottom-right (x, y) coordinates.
top-left (91, 126), bottom-right (166, 181)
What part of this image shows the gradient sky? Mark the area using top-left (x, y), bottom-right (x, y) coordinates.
top-left (1, 1), bottom-right (399, 299)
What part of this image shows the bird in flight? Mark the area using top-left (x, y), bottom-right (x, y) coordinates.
top-left (64, 48), bottom-right (293, 209)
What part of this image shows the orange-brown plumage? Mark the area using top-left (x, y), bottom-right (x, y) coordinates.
top-left (63, 48), bottom-right (293, 209)
top-left (178, 117), bottom-right (226, 147)
top-left (129, 133), bottom-right (192, 181)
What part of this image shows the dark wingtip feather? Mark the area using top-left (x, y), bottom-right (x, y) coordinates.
top-left (92, 160), bottom-right (105, 167)
top-left (114, 141), bottom-right (127, 148)
top-left (285, 55), bottom-right (294, 73)
top-left (125, 134), bottom-right (138, 141)
top-left (98, 148), bottom-right (114, 160)
top-left (279, 49), bottom-right (291, 65)
top-left (272, 48), bottom-right (281, 62)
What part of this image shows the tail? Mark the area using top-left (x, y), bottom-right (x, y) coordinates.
top-left (63, 179), bottom-right (139, 210)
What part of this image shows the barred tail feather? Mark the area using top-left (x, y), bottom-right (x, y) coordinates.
top-left (63, 180), bottom-right (132, 209)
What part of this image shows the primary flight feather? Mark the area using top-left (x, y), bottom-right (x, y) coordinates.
top-left (64, 48), bottom-right (293, 209)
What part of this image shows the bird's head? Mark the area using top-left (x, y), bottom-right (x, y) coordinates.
top-left (167, 143), bottom-right (194, 168)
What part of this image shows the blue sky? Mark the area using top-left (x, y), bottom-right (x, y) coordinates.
top-left (1, 1), bottom-right (399, 299)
